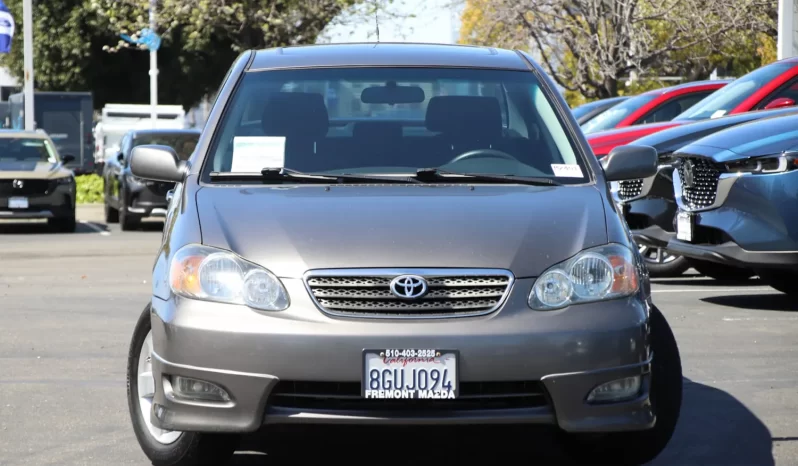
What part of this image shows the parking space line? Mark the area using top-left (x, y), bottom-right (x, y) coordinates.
top-left (722, 317), bottom-right (798, 322)
top-left (79, 221), bottom-right (111, 236)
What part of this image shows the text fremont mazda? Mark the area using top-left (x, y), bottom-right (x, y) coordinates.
top-left (124, 43), bottom-right (682, 466)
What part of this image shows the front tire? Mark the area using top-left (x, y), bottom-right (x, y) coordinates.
top-left (127, 305), bottom-right (239, 466)
top-left (561, 306), bottom-right (682, 465)
top-left (688, 259), bottom-right (754, 281)
top-left (119, 195), bottom-right (140, 232)
top-left (638, 244), bottom-right (690, 277)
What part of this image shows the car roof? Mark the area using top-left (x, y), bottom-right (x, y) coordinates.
top-left (249, 43), bottom-right (530, 71)
top-left (130, 128), bottom-right (201, 136)
top-left (641, 79), bottom-right (732, 96)
top-left (0, 129), bottom-right (49, 139)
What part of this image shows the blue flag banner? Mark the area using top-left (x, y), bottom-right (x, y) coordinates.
top-left (0, 0), bottom-right (14, 54)
top-left (120, 28), bottom-right (161, 52)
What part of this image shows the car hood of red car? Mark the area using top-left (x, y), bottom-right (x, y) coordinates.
top-left (586, 121), bottom-right (689, 156)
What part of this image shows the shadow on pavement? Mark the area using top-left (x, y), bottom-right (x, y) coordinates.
top-left (227, 378), bottom-right (773, 465)
top-left (651, 277), bottom-right (763, 287)
top-left (702, 293), bottom-right (796, 312)
top-left (0, 220), bottom-right (108, 235)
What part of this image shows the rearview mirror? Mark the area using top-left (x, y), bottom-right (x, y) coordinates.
top-left (360, 83), bottom-right (425, 104)
top-left (763, 97), bottom-right (795, 110)
top-left (129, 145), bottom-right (185, 183)
top-left (61, 154), bottom-right (75, 164)
top-left (603, 145), bottom-right (658, 181)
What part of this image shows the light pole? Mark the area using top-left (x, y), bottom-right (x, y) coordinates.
top-left (22, 0), bottom-right (33, 130)
top-left (149, 0), bottom-right (158, 127)
top-left (778, 0), bottom-right (795, 60)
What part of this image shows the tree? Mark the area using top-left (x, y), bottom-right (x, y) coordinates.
top-left (459, 0), bottom-right (776, 99)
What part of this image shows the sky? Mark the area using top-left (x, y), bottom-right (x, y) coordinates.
top-left (321, 0), bottom-right (463, 45)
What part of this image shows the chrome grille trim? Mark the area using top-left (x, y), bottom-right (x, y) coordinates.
top-left (303, 268), bottom-right (515, 319)
top-left (677, 157), bottom-right (722, 209)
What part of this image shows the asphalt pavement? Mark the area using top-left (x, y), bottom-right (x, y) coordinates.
top-left (0, 205), bottom-right (796, 465)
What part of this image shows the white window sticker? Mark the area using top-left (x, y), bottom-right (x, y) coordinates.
top-left (231, 136), bottom-right (286, 172)
top-left (551, 164), bottom-right (584, 178)
top-left (710, 110), bottom-right (727, 119)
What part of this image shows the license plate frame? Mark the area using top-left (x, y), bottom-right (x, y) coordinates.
top-left (676, 211), bottom-right (693, 242)
top-left (8, 197), bottom-right (28, 209)
top-left (362, 349), bottom-right (459, 399)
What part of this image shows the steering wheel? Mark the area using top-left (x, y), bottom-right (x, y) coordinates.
top-left (447, 149), bottom-right (517, 164)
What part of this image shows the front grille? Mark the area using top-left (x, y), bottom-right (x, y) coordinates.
top-left (677, 157), bottom-right (721, 209)
top-left (146, 181), bottom-right (174, 195)
top-left (269, 380), bottom-right (548, 411)
top-left (0, 179), bottom-right (54, 196)
top-left (305, 270), bottom-right (513, 318)
top-left (618, 179), bottom-right (644, 200)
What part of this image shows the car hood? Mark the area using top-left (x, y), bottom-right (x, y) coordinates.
top-left (196, 184), bottom-right (608, 279)
top-left (633, 107), bottom-right (798, 155)
top-left (587, 121), bottom-right (686, 156)
top-left (0, 161), bottom-right (72, 179)
top-left (675, 113), bottom-right (798, 162)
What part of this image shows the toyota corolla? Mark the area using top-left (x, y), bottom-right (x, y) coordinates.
top-left (124, 43), bottom-right (682, 466)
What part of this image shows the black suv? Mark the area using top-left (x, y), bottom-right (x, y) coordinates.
top-left (102, 129), bottom-right (200, 230)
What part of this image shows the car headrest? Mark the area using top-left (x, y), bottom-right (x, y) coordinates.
top-left (353, 121), bottom-right (403, 141)
top-left (261, 92), bottom-right (329, 139)
top-left (425, 96), bottom-right (502, 140)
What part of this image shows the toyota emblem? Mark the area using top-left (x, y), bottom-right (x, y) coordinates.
top-left (389, 275), bottom-right (429, 299)
top-left (12, 179), bottom-right (23, 189)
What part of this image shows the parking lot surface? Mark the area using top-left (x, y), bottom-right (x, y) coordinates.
top-left (0, 206), bottom-right (796, 465)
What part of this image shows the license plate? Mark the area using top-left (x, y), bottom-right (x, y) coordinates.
top-left (363, 349), bottom-right (458, 399)
top-left (8, 197), bottom-right (28, 209)
top-left (676, 212), bottom-right (693, 242)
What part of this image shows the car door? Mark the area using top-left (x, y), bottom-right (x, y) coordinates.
top-left (754, 76), bottom-right (798, 110)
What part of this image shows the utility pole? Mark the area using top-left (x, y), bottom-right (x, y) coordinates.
top-left (149, 0), bottom-right (158, 127)
top-left (778, 0), bottom-right (795, 60)
top-left (22, 0), bottom-right (33, 130)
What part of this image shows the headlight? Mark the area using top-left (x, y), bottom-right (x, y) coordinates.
top-left (725, 153), bottom-right (798, 174)
top-left (169, 244), bottom-right (289, 311)
top-left (55, 176), bottom-right (74, 185)
top-left (528, 243), bottom-right (639, 310)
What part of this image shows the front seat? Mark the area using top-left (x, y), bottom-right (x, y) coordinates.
top-left (425, 96), bottom-right (503, 160)
top-left (261, 92), bottom-right (329, 171)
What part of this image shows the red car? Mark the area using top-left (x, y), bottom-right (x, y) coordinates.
top-left (581, 80), bottom-right (729, 135)
top-left (588, 58), bottom-right (798, 156)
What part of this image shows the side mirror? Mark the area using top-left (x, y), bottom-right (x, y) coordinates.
top-left (116, 152), bottom-right (124, 162)
top-left (130, 145), bottom-right (186, 183)
top-left (603, 144), bottom-right (658, 182)
top-left (764, 97), bottom-right (796, 110)
top-left (61, 154), bottom-right (75, 164)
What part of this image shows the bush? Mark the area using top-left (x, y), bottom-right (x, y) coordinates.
top-left (76, 174), bottom-right (104, 204)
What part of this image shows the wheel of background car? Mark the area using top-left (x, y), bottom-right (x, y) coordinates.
top-left (638, 245), bottom-right (690, 277)
top-left (687, 259), bottom-right (755, 281)
top-left (447, 148), bottom-right (517, 165)
top-left (560, 305), bottom-right (682, 465)
top-left (127, 305), bottom-right (239, 466)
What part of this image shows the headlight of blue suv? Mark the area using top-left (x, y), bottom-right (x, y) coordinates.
top-left (528, 243), bottom-right (639, 310)
top-left (169, 244), bottom-right (289, 311)
top-left (725, 153), bottom-right (798, 174)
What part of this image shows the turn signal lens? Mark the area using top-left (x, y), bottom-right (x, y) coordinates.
top-left (587, 376), bottom-right (642, 403)
top-left (529, 244), bottom-right (639, 310)
top-left (169, 244), bottom-right (289, 311)
top-left (171, 376), bottom-right (231, 402)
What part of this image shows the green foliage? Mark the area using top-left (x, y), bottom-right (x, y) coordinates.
top-left (75, 174), bottom-right (104, 204)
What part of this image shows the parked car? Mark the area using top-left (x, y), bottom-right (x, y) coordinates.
top-left (581, 80), bottom-right (729, 135)
top-left (0, 129), bottom-right (76, 232)
top-left (588, 58), bottom-right (798, 157)
top-left (612, 106), bottom-right (798, 277)
top-left (103, 128), bottom-right (200, 230)
top-left (666, 113), bottom-right (798, 294)
top-left (124, 43), bottom-right (682, 466)
top-left (571, 96), bottom-right (629, 125)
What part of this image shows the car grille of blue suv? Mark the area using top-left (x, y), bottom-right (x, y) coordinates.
top-left (618, 179), bottom-right (644, 200)
top-left (305, 271), bottom-right (513, 318)
top-left (677, 157), bottom-right (722, 209)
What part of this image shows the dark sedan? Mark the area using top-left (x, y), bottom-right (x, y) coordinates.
top-left (611, 106), bottom-right (798, 277)
top-left (571, 96), bottom-right (628, 125)
top-left (666, 113), bottom-right (798, 294)
top-left (103, 129), bottom-right (200, 230)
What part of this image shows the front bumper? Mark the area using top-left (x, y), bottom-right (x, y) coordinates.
top-left (0, 185), bottom-right (75, 219)
top-left (127, 182), bottom-right (172, 218)
top-left (667, 238), bottom-right (798, 269)
top-left (148, 278), bottom-right (654, 434)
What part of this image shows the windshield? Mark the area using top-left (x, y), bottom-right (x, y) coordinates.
top-left (0, 137), bottom-right (58, 163)
top-left (675, 62), bottom-right (795, 121)
top-left (133, 133), bottom-right (199, 160)
top-left (203, 67), bottom-right (589, 184)
top-left (572, 98), bottom-right (623, 120)
top-left (581, 93), bottom-right (658, 134)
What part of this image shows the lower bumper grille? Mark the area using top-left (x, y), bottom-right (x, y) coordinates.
top-left (0, 179), bottom-right (55, 196)
top-left (305, 269), bottom-right (513, 318)
top-left (618, 179), bottom-right (644, 200)
top-left (269, 380), bottom-right (548, 411)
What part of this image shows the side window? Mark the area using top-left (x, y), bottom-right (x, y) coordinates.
top-left (122, 135), bottom-right (133, 165)
top-left (757, 78), bottom-right (798, 109)
top-left (638, 92), bottom-right (712, 124)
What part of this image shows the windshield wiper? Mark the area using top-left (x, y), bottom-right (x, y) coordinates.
top-left (414, 168), bottom-right (562, 186)
top-left (209, 167), bottom-right (421, 184)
